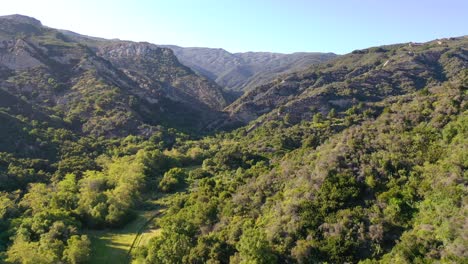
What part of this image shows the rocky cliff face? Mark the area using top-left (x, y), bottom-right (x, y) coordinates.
top-left (97, 42), bottom-right (227, 110)
top-left (0, 15), bottom-right (228, 136)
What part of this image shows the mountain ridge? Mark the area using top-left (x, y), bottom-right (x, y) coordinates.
top-left (225, 35), bottom-right (468, 127)
top-left (0, 14), bottom-right (467, 264)
top-left (0, 14), bottom-right (228, 136)
top-left (161, 44), bottom-right (337, 95)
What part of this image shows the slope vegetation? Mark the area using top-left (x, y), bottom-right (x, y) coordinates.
top-left (0, 15), bottom-right (227, 136)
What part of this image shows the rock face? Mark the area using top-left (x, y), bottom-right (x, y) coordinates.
top-left (0, 15), bottom-right (228, 136)
top-left (226, 37), bottom-right (468, 125)
top-left (161, 45), bottom-right (337, 96)
top-left (0, 39), bottom-right (44, 69)
top-left (97, 42), bottom-right (227, 110)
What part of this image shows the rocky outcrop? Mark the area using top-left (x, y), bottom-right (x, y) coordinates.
top-left (0, 39), bottom-right (44, 69)
top-left (98, 42), bottom-right (227, 110)
top-left (0, 15), bottom-right (228, 136)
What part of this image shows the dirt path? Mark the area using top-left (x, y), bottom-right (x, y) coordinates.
top-left (125, 209), bottom-right (164, 261)
top-left (86, 209), bottom-right (162, 264)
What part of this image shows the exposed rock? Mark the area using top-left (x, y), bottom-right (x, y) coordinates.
top-left (0, 14), bottom-right (42, 27)
top-left (0, 15), bottom-right (228, 137)
top-left (0, 39), bottom-right (44, 69)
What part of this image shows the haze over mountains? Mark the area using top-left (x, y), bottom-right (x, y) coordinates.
top-left (161, 45), bottom-right (336, 96)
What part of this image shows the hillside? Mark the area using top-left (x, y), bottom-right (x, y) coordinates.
top-left (226, 37), bottom-right (468, 125)
top-left (0, 14), bottom-right (467, 264)
top-left (135, 76), bottom-right (467, 263)
top-left (162, 45), bottom-right (337, 96)
top-left (0, 15), bottom-right (227, 137)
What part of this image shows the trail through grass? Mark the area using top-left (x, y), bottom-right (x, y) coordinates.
top-left (86, 209), bottom-right (161, 264)
top-left (86, 166), bottom-right (197, 263)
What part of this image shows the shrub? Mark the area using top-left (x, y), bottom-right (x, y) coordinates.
top-left (159, 168), bottom-right (187, 192)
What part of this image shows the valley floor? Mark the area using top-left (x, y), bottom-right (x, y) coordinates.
top-left (86, 204), bottom-right (164, 264)
top-left (85, 171), bottom-right (194, 264)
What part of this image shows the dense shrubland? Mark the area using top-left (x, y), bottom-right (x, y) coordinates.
top-left (132, 78), bottom-right (467, 263)
top-left (0, 122), bottom-right (196, 262)
top-left (1, 77), bottom-right (466, 263)
top-left (0, 22), bottom-right (466, 263)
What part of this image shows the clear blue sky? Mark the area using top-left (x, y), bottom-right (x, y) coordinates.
top-left (1, 0), bottom-right (467, 54)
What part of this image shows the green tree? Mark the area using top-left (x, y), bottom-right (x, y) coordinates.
top-left (235, 227), bottom-right (277, 264)
top-left (313, 112), bottom-right (323, 123)
top-left (77, 171), bottom-right (108, 227)
top-left (145, 231), bottom-right (192, 264)
top-left (62, 235), bottom-right (91, 264)
top-left (159, 168), bottom-right (186, 192)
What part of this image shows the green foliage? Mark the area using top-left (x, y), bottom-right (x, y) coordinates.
top-left (77, 153), bottom-right (146, 227)
top-left (234, 227), bottom-right (277, 264)
top-left (137, 80), bottom-right (467, 263)
top-left (0, 27), bottom-right (466, 263)
top-left (62, 235), bottom-right (91, 264)
top-left (158, 168), bottom-right (187, 192)
top-left (144, 230), bottom-right (193, 264)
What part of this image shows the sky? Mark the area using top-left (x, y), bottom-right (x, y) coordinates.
top-left (1, 0), bottom-right (467, 54)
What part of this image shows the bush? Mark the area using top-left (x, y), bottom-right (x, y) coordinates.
top-left (188, 168), bottom-right (212, 180)
top-left (159, 168), bottom-right (187, 192)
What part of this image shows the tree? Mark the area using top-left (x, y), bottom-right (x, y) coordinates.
top-left (145, 231), bottom-right (192, 264)
top-left (6, 238), bottom-right (56, 264)
top-left (77, 171), bottom-right (108, 227)
top-left (159, 168), bottom-right (186, 192)
top-left (236, 227), bottom-right (277, 264)
top-left (291, 240), bottom-right (316, 264)
top-left (51, 174), bottom-right (79, 211)
top-left (313, 112), bottom-right (323, 123)
top-left (284, 113), bottom-right (292, 124)
top-left (62, 235), bottom-right (91, 264)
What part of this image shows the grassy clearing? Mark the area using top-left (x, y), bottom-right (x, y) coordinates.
top-left (86, 167), bottom-right (197, 263)
top-left (86, 210), bottom-right (159, 264)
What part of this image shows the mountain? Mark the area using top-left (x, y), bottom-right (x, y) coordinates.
top-left (226, 36), bottom-right (468, 125)
top-left (1, 14), bottom-right (467, 264)
top-left (0, 14), bottom-right (227, 137)
top-left (161, 45), bottom-right (337, 97)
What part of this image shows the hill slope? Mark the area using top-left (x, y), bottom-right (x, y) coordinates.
top-left (139, 77), bottom-right (467, 263)
top-left (226, 37), bottom-right (468, 125)
top-left (0, 15), bottom-right (228, 136)
top-left (0, 14), bottom-right (467, 264)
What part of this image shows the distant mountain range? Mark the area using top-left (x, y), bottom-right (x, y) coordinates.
top-left (161, 45), bottom-right (336, 97)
